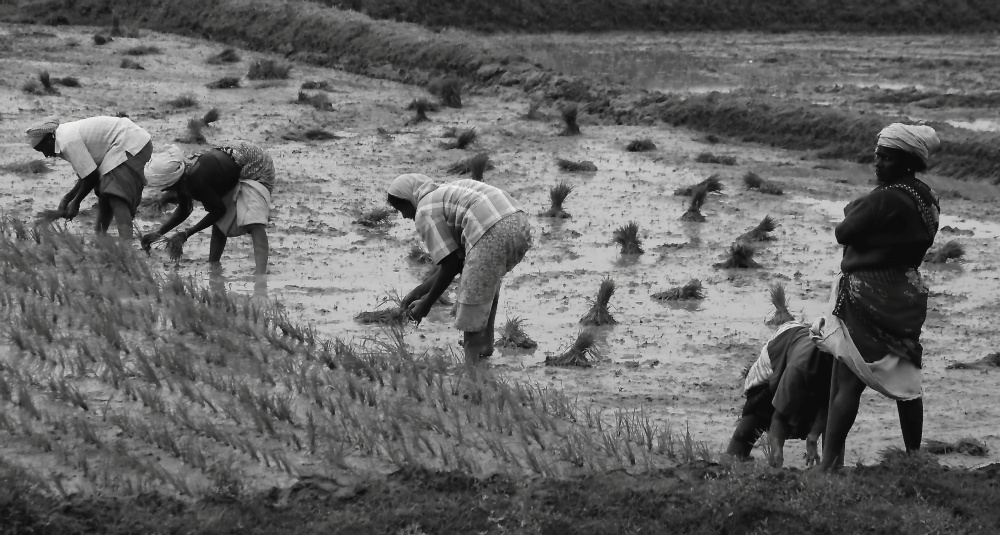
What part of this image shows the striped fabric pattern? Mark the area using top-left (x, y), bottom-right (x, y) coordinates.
top-left (416, 179), bottom-right (523, 264)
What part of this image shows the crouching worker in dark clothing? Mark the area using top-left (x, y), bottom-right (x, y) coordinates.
top-left (727, 321), bottom-right (834, 467)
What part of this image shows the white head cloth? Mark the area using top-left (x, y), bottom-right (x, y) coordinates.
top-left (144, 144), bottom-right (186, 190)
top-left (26, 116), bottom-right (61, 147)
top-left (876, 123), bottom-right (940, 167)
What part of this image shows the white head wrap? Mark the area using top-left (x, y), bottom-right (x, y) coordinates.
top-left (144, 144), bottom-right (186, 190)
top-left (26, 116), bottom-right (61, 147)
top-left (876, 123), bottom-right (941, 167)
top-left (388, 173), bottom-right (439, 206)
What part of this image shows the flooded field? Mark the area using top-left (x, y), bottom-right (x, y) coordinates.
top-left (1, 23), bottom-right (999, 482)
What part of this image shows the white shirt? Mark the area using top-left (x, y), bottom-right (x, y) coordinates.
top-left (54, 116), bottom-right (151, 178)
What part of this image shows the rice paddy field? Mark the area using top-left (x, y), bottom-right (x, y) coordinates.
top-left (1, 9), bottom-right (1000, 534)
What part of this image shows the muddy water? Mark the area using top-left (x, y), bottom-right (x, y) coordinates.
top-left (2, 25), bottom-right (999, 472)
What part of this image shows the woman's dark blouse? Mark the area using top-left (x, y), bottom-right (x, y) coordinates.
top-left (158, 149), bottom-right (241, 235)
top-left (835, 181), bottom-right (935, 272)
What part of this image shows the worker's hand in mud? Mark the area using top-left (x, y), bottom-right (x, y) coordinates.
top-left (406, 299), bottom-right (431, 325)
top-left (805, 439), bottom-right (820, 467)
top-left (63, 201), bottom-right (80, 220)
top-left (140, 232), bottom-right (162, 254)
top-left (400, 291), bottom-right (418, 310)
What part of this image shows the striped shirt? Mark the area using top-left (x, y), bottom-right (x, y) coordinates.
top-left (54, 116), bottom-right (151, 178)
top-left (416, 179), bottom-right (523, 264)
top-left (219, 143), bottom-right (276, 193)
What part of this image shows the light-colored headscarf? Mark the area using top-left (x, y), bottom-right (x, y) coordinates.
top-left (144, 144), bottom-right (187, 190)
top-left (388, 173), bottom-right (438, 207)
top-left (26, 116), bottom-right (61, 147)
top-left (876, 123), bottom-right (941, 167)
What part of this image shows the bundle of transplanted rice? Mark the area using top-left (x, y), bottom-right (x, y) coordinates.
top-left (626, 138), bottom-right (656, 152)
top-left (494, 317), bottom-right (538, 350)
top-left (559, 104), bottom-right (581, 136)
top-left (466, 152), bottom-right (490, 181)
top-left (207, 76), bottom-right (240, 89)
top-left (580, 276), bottom-right (618, 326)
top-left (924, 240), bottom-right (964, 263)
top-left (651, 279), bottom-right (704, 301)
top-left (765, 283), bottom-right (795, 325)
top-left (545, 329), bottom-right (605, 367)
top-left (613, 221), bottom-right (643, 255)
top-left (539, 181), bottom-right (574, 218)
top-left (556, 158), bottom-right (597, 172)
top-left (355, 293), bottom-right (407, 325)
top-left (408, 244), bottom-right (433, 264)
top-left (945, 352), bottom-right (1000, 370)
top-left (737, 215), bottom-right (779, 243)
top-left (34, 208), bottom-right (67, 225)
top-left (679, 186), bottom-right (708, 222)
top-left (446, 152), bottom-right (495, 175)
top-left (353, 207), bottom-right (394, 228)
top-left (743, 171), bottom-right (785, 195)
top-left (714, 241), bottom-right (761, 269)
top-left (2, 159), bottom-right (51, 176)
top-left (923, 437), bottom-right (989, 457)
top-left (158, 232), bottom-right (186, 262)
top-left (120, 58), bottom-right (144, 70)
top-left (281, 127), bottom-right (340, 142)
top-left (674, 174), bottom-right (724, 196)
top-left (440, 128), bottom-right (476, 150)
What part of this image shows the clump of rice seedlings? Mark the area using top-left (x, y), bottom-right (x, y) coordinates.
top-left (35, 209), bottom-right (67, 225)
top-left (651, 279), bottom-right (704, 301)
top-left (580, 276), bottom-right (617, 325)
top-left (206, 76), bottom-right (240, 89)
top-left (556, 158), bottom-right (597, 172)
top-left (613, 222), bottom-right (643, 255)
top-left (353, 207), bottom-right (394, 228)
top-left (120, 58), bottom-right (144, 70)
top-left (93, 34), bottom-right (112, 45)
top-left (22, 71), bottom-right (59, 96)
top-left (522, 101), bottom-right (543, 120)
top-left (54, 76), bottom-right (79, 87)
top-left (116, 110), bottom-right (129, 118)
top-left (696, 152), bottom-right (737, 165)
top-left (407, 98), bottom-right (434, 124)
top-left (176, 109), bottom-right (219, 144)
top-left (765, 283), bottom-right (795, 325)
top-left (281, 127), bottom-right (340, 142)
top-left (355, 293), bottom-right (407, 325)
top-left (923, 438), bottom-right (989, 457)
top-left (743, 171), bottom-right (784, 195)
top-left (713, 242), bottom-right (761, 269)
top-left (123, 45), bottom-right (161, 56)
top-left (301, 80), bottom-right (332, 91)
top-left (446, 152), bottom-right (495, 175)
top-left (408, 245), bottom-right (433, 264)
top-left (945, 352), bottom-right (1000, 370)
top-left (207, 48), bottom-right (241, 64)
top-left (1, 160), bottom-right (51, 176)
top-left (737, 215), bottom-right (779, 243)
top-left (679, 186), bottom-right (708, 222)
top-left (431, 77), bottom-right (463, 108)
top-left (162, 233), bottom-right (186, 261)
top-left (297, 91), bottom-right (333, 111)
top-left (626, 138), bottom-right (656, 152)
top-left (924, 240), bottom-right (964, 263)
top-left (166, 94), bottom-right (198, 108)
top-left (558, 104), bottom-right (581, 136)
top-left (545, 329), bottom-right (604, 367)
top-left (539, 182), bottom-right (574, 218)
top-left (247, 58), bottom-right (291, 80)
top-left (674, 174), bottom-right (724, 196)
top-left (440, 127), bottom-right (476, 150)
top-left (466, 153), bottom-right (490, 181)
top-left (494, 317), bottom-right (538, 349)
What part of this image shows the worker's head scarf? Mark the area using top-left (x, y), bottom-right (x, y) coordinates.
top-left (876, 123), bottom-right (940, 169)
top-left (387, 173), bottom-right (438, 207)
top-left (144, 144), bottom-right (187, 191)
top-left (26, 116), bottom-right (61, 148)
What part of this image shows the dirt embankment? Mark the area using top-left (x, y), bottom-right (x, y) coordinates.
top-left (6, 0), bottom-right (1000, 183)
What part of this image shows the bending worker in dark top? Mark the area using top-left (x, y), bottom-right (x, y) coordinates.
top-left (727, 321), bottom-right (834, 467)
top-left (140, 143), bottom-right (275, 275)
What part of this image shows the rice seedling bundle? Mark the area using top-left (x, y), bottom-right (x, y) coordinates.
top-left (1, 160), bottom-right (51, 176)
top-left (539, 181), bottom-right (574, 218)
top-left (679, 186), bottom-right (708, 222)
top-left (559, 104), bottom-right (581, 136)
top-left (355, 294), bottom-right (407, 325)
top-left (945, 352), bottom-right (1000, 370)
top-left (446, 153), bottom-right (495, 175)
top-left (92, 34), bottom-right (111, 45)
top-left (281, 128), bottom-right (340, 142)
top-left (163, 233), bottom-right (186, 261)
top-left (120, 58), bottom-right (144, 70)
top-left (626, 138), bottom-right (656, 152)
top-left (466, 153), bottom-right (490, 182)
top-left (924, 240), bottom-right (964, 263)
top-left (494, 317), bottom-right (538, 349)
top-left (695, 152), bottom-right (737, 165)
top-left (765, 283), bottom-right (795, 325)
top-left (737, 215), bottom-right (779, 243)
top-left (546, 329), bottom-right (604, 367)
top-left (353, 207), bottom-right (394, 228)
top-left (612, 222), bottom-right (643, 255)
top-left (651, 279), bottom-right (704, 301)
top-left (580, 276), bottom-right (617, 325)
top-left (923, 437), bottom-right (989, 456)
top-left (207, 76), bottom-right (241, 89)
top-left (55, 76), bottom-right (79, 87)
top-left (124, 45), bottom-right (161, 56)
top-left (34, 209), bottom-right (66, 225)
top-left (743, 171), bottom-right (785, 195)
top-left (522, 101), bottom-right (542, 120)
top-left (441, 128), bottom-right (477, 150)
top-left (674, 174), bottom-right (724, 196)
top-left (407, 98), bottom-right (436, 124)
top-left (713, 241), bottom-right (761, 269)
top-left (556, 158), bottom-right (597, 172)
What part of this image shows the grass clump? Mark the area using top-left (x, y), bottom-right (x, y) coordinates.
top-left (494, 317), bottom-right (538, 350)
top-left (92, 34), bottom-right (112, 45)
top-left (743, 171), bottom-right (785, 195)
top-left (1, 160), bottom-right (51, 176)
top-left (580, 276), bottom-right (617, 326)
top-left (440, 128), bottom-right (477, 150)
top-left (539, 182), bottom-right (574, 219)
top-left (546, 329), bottom-right (604, 367)
top-left (166, 94), bottom-right (199, 108)
top-left (765, 283), bottom-right (795, 325)
top-left (207, 76), bottom-right (241, 89)
top-left (626, 138), bottom-right (656, 152)
top-left (612, 221), bottom-right (643, 255)
top-left (558, 104), bottom-right (581, 136)
top-left (674, 174), bottom-right (723, 196)
top-left (737, 215), bottom-right (779, 243)
top-left (207, 48), bottom-right (241, 64)
top-left (123, 45), bottom-right (161, 56)
top-left (556, 158), bottom-right (597, 172)
top-left (923, 438), bottom-right (989, 457)
top-left (297, 91), bottom-right (333, 111)
top-left (695, 152), bottom-right (736, 165)
top-left (714, 242), bottom-right (761, 269)
top-left (924, 240), bottom-right (964, 263)
top-left (353, 207), bottom-right (394, 229)
top-left (247, 58), bottom-right (291, 80)
top-left (120, 58), bottom-right (144, 70)
top-left (430, 77), bottom-right (462, 108)
top-left (679, 186), bottom-right (708, 222)
top-left (652, 279), bottom-right (704, 301)
top-left (22, 71), bottom-right (59, 96)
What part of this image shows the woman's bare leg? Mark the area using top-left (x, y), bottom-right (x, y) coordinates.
top-left (897, 398), bottom-right (923, 452)
top-left (245, 224), bottom-right (269, 276)
top-left (821, 362), bottom-right (866, 471)
top-left (209, 225), bottom-right (227, 265)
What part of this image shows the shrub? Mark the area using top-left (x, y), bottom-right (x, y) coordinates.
top-left (247, 58), bottom-right (291, 80)
top-left (207, 48), bottom-right (241, 64)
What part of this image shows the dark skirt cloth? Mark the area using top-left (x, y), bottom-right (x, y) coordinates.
top-left (97, 141), bottom-right (153, 216)
top-left (833, 268), bottom-right (928, 368)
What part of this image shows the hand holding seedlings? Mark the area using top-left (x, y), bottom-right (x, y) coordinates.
top-left (140, 231), bottom-right (162, 254)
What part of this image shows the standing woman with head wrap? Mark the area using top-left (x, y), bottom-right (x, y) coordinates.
top-left (27, 115), bottom-right (153, 238)
top-left (814, 123), bottom-right (942, 471)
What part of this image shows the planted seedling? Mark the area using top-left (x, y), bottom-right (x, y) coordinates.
top-left (559, 104), bottom-right (581, 136)
top-left (613, 222), bottom-right (643, 255)
top-left (580, 276), bottom-right (617, 325)
top-left (714, 242), bottom-right (761, 269)
top-left (679, 186), bottom-right (708, 222)
top-left (737, 215), bottom-right (779, 243)
top-left (651, 279), bottom-right (704, 301)
top-left (765, 283), bottom-right (795, 325)
top-left (546, 329), bottom-right (605, 367)
top-left (923, 438), bottom-right (989, 456)
top-left (924, 240), bottom-right (964, 263)
top-left (466, 153), bottom-right (489, 181)
top-left (539, 182), bottom-right (574, 219)
top-left (494, 317), bottom-right (538, 350)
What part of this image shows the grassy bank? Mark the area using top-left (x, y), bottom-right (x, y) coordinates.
top-left (5, 0), bottom-right (1000, 183)
top-left (315, 0), bottom-right (1000, 34)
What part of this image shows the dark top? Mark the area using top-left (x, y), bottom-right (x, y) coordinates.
top-left (157, 149), bottom-right (241, 236)
top-left (836, 180), bottom-right (936, 273)
top-left (767, 326), bottom-right (833, 438)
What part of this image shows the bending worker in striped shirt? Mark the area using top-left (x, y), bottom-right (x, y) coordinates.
top-left (727, 321), bottom-right (834, 467)
top-left (387, 174), bottom-right (532, 363)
